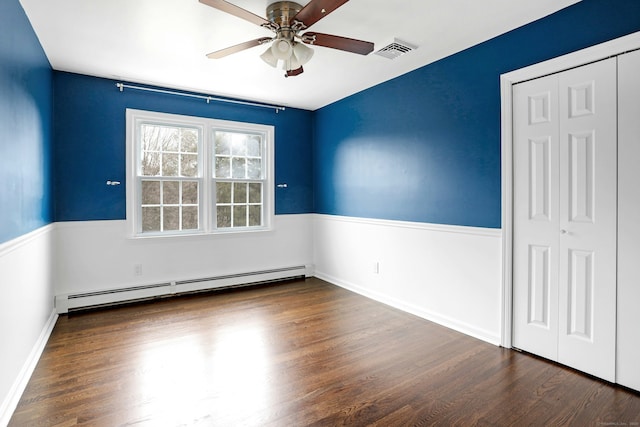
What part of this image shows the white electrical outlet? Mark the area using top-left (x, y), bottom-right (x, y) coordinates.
top-left (134, 264), bottom-right (143, 276)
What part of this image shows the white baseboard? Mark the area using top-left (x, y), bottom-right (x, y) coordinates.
top-left (0, 309), bottom-right (58, 427)
top-left (55, 265), bottom-right (311, 313)
top-left (316, 271), bottom-right (501, 346)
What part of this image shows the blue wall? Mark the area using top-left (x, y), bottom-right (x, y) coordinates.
top-left (0, 0), bottom-right (53, 243)
top-left (6, 0), bottom-right (640, 232)
top-left (53, 73), bottom-right (314, 221)
top-left (313, 0), bottom-right (640, 229)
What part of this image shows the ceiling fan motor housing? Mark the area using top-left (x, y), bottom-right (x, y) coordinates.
top-left (267, 1), bottom-right (304, 38)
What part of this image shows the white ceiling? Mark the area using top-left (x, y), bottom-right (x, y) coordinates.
top-left (20, 0), bottom-right (580, 111)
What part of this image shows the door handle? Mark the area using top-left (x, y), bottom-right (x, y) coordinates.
top-left (560, 229), bottom-right (569, 235)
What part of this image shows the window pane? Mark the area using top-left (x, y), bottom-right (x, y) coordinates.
top-left (142, 207), bottom-right (160, 232)
top-left (232, 158), bottom-right (246, 179)
top-left (181, 129), bottom-right (198, 153)
top-left (141, 152), bottom-right (160, 176)
top-left (217, 206), bottom-right (231, 228)
top-left (231, 135), bottom-right (247, 156)
top-left (141, 125), bottom-right (166, 152)
top-left (163, 181), bottom-right (179, 205)
top-left (215, 157), bottom-right (230, 178)
top-left (247, 158), bottom-right (261, 179)
top-left (247, 136), bottom-right (261, 157)
top-left (163, 206), bottom-right (180, 231)
top-left (233, 206), bottom-right (247, 227)
top-left (161, 128), bottom-right (179, 152)
top-left (233, 182), bottom-right (247, 203)
top-left (142, 181), bottom-right (161, 205)
top-left (248, 183), bottom-right (262, 203)
top-left (182, 181), bottom-right (198, 204)
top-left (217, 182), bottom-right (231, 204)
top-left (182, 206), bottom-right (198, 230)
top-left (181, 153), bottom-right (198, 177)
top-left (215, 132), bottom-right (231, 155)
top-left (162, 153), bottom-right (179, 176)
top-left (249, 206), bottom-right (261, 226)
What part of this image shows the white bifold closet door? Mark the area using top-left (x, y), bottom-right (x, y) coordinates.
top-left (617, 48), bottom-right (640, 392)
top-left (512, 57), bottom-right (617, 382)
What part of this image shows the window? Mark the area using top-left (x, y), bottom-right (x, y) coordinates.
top-left (213, 130), bottom-right (265, 228)
top-left (139, 123), bottom-right (200, 233)
top-left (126, 109), bottom-right (273, 237)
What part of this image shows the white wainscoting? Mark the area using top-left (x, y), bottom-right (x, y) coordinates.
top-left (53, 214), bottom-right (315, 307)
top-left (313, 215), bottom-right (503, 345)
top-left (3, 213), bottom-right (502, 423)
top-left (0, 225), bottom-right (57, 427)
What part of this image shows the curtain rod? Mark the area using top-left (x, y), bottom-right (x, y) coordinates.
top-left (115, 83), bottom-right (286, 113)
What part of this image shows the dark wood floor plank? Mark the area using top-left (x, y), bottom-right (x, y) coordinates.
top-left (9, 278), bottom-right (640, 426)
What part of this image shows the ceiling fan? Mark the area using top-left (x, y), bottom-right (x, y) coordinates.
top-left (199, 0), bottom-right (375, 77)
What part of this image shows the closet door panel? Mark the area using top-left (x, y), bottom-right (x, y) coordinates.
top-left (617, 49), bottom-right (640, 392)
top-left (513, 75), bottom-right (560, 361)
top-left (557, 58), bottom-right (617, 382)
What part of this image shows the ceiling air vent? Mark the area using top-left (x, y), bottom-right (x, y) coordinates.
top-left (375, 38), bottom-right (418, 60)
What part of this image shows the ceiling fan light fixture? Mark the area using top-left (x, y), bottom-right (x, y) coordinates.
top-left (271, 38), bottom-right (293, 60)
top-left (260, 46), bottom-right (278, 68)
top-left (293, 42), bottom-right (314, 65)
top-left (284, 55), bottom-right (302, 71)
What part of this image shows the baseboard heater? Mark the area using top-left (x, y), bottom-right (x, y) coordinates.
top-left (55, 265), bottom-right (311, 314)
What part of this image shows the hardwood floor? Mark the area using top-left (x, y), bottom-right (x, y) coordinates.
top-left (10, 278), bottom-right (640, 426)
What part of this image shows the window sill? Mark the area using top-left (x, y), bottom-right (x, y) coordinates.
top-left (127, 226), bottom-right (274, 241)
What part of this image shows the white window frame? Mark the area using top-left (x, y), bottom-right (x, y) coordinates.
top-left (126, 109), bottom-right (274, 238)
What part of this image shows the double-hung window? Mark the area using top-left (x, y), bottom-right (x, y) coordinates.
top-left (126, 109), bottom-right (273, 237)
top-left (213, 130), bottom-right (265, 228)
top-left (138, 122), bottom-right (201, 233)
